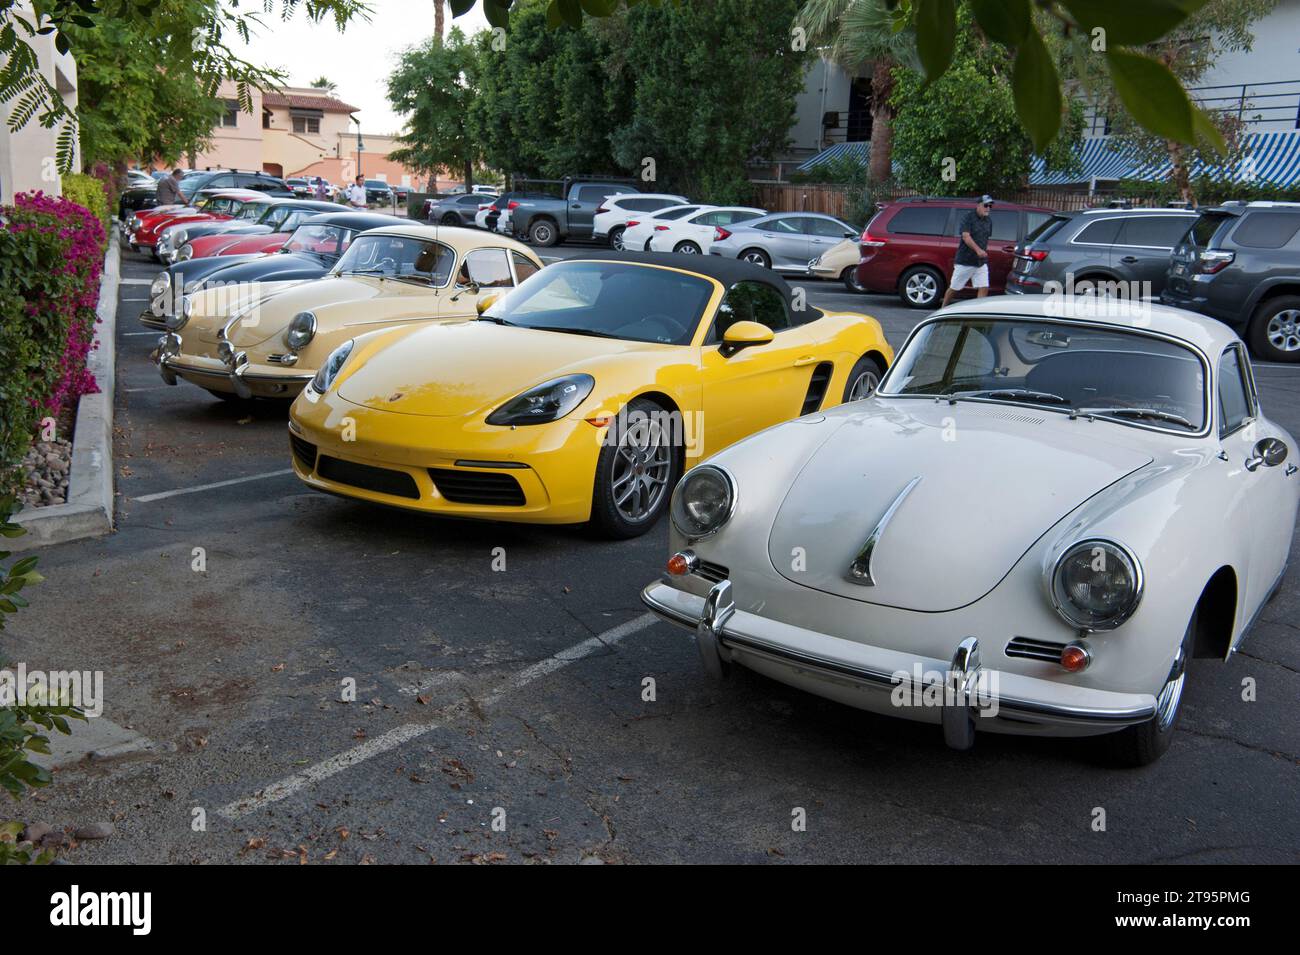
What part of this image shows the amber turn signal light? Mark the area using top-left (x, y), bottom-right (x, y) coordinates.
top-left (666, 551), bottom-right (697, 576)
top-left (1060, 643), bottom-right (1090, 673)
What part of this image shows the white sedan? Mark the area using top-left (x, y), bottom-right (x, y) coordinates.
top-left (620, 204), bottom-right (714, 252)
top-left (646, 206), bottom-right (767, 255)
top-left (643, 297), bottom-right (1298, 765)
top-left (591, 193), bottom-right (688, 247)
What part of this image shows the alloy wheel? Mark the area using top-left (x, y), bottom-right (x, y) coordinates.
top-left (905, 272), bottom-right (937, 306)
top-left (847, 369), bottom-right (880, 401)
top-left (610, 414), bottom-right (672, 523)
top-left (1266, 309), bottom-right (1300, 352)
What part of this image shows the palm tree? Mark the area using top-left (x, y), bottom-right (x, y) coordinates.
top-left (434, 0), bottom-right (445, 43)
top-left (309, 77), bottom-right (338, 95)
top-left (796, 0), bottom-right (918, 182)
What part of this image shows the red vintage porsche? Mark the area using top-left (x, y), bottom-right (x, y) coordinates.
top-left (126, 190), bottom-right (263, 254)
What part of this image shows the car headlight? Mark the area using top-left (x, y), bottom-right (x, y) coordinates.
top-left (1048, 539), bottom-right (1143, 631)
top-left (129, 216), bottom-right (141, 231)
top-left (150, 273), bottom-right (170, 297)
top-left (485, 374), bottom-right (594, 426)
top-left (670, 465), bottom-right (736, 540)
top-left (177, 243), bottom-right (194, 261)
top-left (168, 295), bottom-right (193, 331)
top-left (286, 311), bottom-right (317, 351)
top-left (311, 339), bottom-right (354, 393)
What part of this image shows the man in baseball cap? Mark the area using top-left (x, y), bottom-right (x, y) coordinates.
top-left (942, 195), bottom-right (995, 307)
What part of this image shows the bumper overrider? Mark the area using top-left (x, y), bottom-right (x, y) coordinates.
top-left (640, 579), bottom-right (1157, 748)
top-left (152, 333), bottom-right (312, 399)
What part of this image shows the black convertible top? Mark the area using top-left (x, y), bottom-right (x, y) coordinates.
top-left (561, 249), bottom-right (810, 317)
top-left (300, 210), bottom-right (408, 231)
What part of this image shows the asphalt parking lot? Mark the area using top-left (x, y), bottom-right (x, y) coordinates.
top-left (9, 239), bottom-right (1299, 864)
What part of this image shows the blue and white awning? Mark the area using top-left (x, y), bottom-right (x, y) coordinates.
top-left (795, 141), bottom-right (870, 172)
top-left (1030, 131), bottom-right (1300, 186)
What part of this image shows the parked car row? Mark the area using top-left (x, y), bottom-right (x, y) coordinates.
top-left (121, 213), bottom-right (1298, 765)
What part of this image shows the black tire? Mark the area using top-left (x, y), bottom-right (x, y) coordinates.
top-left (608, 226), bottom-right (626, 250)
top-left (440, 213), bottom-right (459, 226)
top-left (1247, 295), bottom-right (1300, 363)
top-left (898, 266), bottom-right (943, 309)
top-left (529, 218), bottom-right (559, 247)
top-left (842, 266), bottom-right (866, 294)
top-left (674, 240), bottom-right (702, 255)
top-left (588, 398), bottom-right (682, 539)
top-left (1105, 612), bottom-right (1194, 767)
top-left (739, 248), bottom-right (770, 269)
top-left (842, 354), bottom-right (885, 403)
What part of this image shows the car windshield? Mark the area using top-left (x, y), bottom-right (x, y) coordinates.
top-left (284, 224), bottom-right (354, 257)
top-left (481, 261), bottom-right (714, 345)
top-left (237, 202), bottom-right (270, 221)
top-left (880, 317), bottom-right (1207, 433)
top-left (331, 233), bottom-right (454, 286)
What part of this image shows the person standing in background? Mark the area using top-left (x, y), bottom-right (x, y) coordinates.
top-left (156, 169), bottom-right (185, 207)
top-left (313, 176), bottom-right (329, 201)
top-left (941, 195), bottom-right (996, 308)
top-left (345, 175), bottom-right (368, 209)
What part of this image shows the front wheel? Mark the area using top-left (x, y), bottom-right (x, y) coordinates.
top-left (529, 218), bottom-right (559, 247)
top-left (842, 355), bottom-right (885, 403)
top-left (589, 398), bottom-right (681, 539)
top-left (1247, 295), bottom-right (1300, 363)
top-left (1105, 613), bottom-right (1194, 766)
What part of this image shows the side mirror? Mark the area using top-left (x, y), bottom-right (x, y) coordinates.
top-left (720, 320), bottom-right (774, 356)
top-left (843, 230), bottom-right (856, 239)
top-left (476, 292), bottom-right (500, 315)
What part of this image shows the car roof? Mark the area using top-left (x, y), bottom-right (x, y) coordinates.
top-left (202, 189), bottom-right (265, 200)
top-left (884, 197), bottom-right (1054, 212)
top-left (356, 223), bottom-right (538, 257)
top-left (562, 249), bottom-right (794, 295)
top-left (932, 294), bottom-right (1241, 357)
top-left (1070, 207), bottom-right (1198, 217)
top-left (301, 211), bottom-right (408, 229)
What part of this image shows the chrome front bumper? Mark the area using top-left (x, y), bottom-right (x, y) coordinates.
top-left (641, 579), bottom-right (1156, 748)
top-left (152, 334), bottom-right (310, 398)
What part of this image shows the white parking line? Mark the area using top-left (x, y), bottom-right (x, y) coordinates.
top-left (132, 469), bottom-right (294, 503)
top-left (121, 331), bottom-right (160, 337)
top-left (120, 278), bottom-right (153, 285)
top-left (217, 611), bottom-right (659, 819)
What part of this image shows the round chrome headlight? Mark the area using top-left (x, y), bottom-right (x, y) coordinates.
top-left (177, 243), bottom-right (194, 261)
top-left (286, 311), bottom-right (317, 351)
top-left (670, 465), bottom-right (736, 540)
top-left (150, 273), bottom-right (170, 297)
top-left (1049, 539), bottom-right (1143, 631)
top-left (168, 295), bottom-right (193, 332)
top-left (311, 339), bottom-right (354, 393)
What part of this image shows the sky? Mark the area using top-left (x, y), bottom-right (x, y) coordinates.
top-left (231, 2), bottom-right (491, 135)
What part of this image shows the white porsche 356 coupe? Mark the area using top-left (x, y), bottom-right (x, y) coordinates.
top-left (642, 297), bottom-right (1298, 765)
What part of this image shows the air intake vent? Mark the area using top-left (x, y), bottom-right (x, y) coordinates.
top-left (1005, 636), bottom-right (1068, 663)
top-left (694, 559), bottom-right (729, 583)
top-left (289, 433), bottom-right (317, 472)
top-left (428, 467), bottom-right (526, 506)
top-left (801, 362), bottom-right (834, 415)
top-left (317, 456), bottom-right (420, 499)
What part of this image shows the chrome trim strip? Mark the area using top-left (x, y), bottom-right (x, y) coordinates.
top-left (846, 476), bottom-right (921, 586)
top-left (452, 459), bottom-right (530, 469)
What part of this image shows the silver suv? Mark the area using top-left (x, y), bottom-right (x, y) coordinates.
top-left (1007, 207), bottom-right (1199, 299)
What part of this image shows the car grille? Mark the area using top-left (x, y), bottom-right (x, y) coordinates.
top-left (428, 467), bottom-right (526, 506)
top-left (289, 433), bottom-right (317, 472)
top-left (317, 455), bottom-right (420, 500)
top-left (1005, 636), bottom-right (1067, 663)
top-left (694, 559), bottom-right (730, 583)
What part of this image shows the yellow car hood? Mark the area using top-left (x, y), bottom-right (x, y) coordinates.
top-left (337, 321), bottom-right (665, 418)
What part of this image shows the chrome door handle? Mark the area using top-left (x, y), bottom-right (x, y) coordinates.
top-left (1287, 464), bottom-right (1297, 476)
top-left (1245, 455), bottom-right (1263, 472)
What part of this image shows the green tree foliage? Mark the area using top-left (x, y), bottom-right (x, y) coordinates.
top-left (467, 0), bottom-right (623, 179)
top-left (62, 5), bottom-right (224, 169)
top-left (388, 27), bottom-right (483, 190)
top-left (889, 5), bottom-right (1083, 196)
top-left (602, 0), bottom-right (806, 202)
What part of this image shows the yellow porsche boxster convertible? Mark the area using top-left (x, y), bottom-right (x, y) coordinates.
top-left (288, 252), bottom-right (892, 537)
top-left (153, 224), bottom-right (543, 400)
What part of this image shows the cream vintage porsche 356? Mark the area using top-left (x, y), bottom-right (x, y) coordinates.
top-left (152, 225), bottom-right (542, 400)
top-left (643, 296), bottom-right (1298, 765)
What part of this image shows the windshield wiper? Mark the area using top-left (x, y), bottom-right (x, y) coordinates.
top-left (946, 388), bottom-right (1071, 406)
top-left (532, 326), bottom-right (618, 339)
top-left (478, 315), bottom-right (516, 326)
top-left (1071, 406), bottom-right (1196, 429)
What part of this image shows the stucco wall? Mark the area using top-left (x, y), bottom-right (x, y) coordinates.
top-left (0, 5), bottom-right (79, 202)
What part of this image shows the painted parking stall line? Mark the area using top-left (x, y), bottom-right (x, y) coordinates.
top-left (217, 611), bottom-right (659, 820)
top-left (132, 469), bottom-right (294, 503)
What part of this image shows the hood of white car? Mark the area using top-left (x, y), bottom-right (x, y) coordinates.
top-left (765, 400), bottom-right (1153, 612)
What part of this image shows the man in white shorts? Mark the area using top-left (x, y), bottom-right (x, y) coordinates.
top-left (941, 195), bottom-right (995, 308)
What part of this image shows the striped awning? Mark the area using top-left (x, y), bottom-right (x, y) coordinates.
top-left (796, 141), bottom-right (870, 172)
top-left (1031, 131), bottom-right (1300, 186)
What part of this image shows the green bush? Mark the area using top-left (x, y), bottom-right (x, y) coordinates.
top-left (0, 192), bottom-right (105, 503)
top-left (60, 173), bottom-right (111, 244)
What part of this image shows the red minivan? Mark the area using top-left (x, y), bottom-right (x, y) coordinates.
top-left (856, 197), bottom-right (1057, 308)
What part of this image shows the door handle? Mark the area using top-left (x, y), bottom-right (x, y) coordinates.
top-left (1120, 255), bottom-right (1139, 264)
top-left (794, 356), bottom-right (818, 366)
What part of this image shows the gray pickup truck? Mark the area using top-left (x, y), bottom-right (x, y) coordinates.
top-left (509, 179), bottom-right (641, 247)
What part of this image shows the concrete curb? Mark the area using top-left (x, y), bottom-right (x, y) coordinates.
top-left (12, 237), bottom-right (120, 550)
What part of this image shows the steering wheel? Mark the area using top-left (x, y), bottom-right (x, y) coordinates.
top-left (615, 312), bottom-right (684, 342)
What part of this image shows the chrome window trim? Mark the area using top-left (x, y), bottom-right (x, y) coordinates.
top-left (330, 232), bottom-right (457, 289)
top-left (1217, 342), bottom-right (1258, 439)
top-left (876, 313), bottom-right (1214, 439)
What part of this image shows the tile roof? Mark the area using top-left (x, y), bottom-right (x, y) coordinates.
top-left (262, 91), bottom-right (359, 113)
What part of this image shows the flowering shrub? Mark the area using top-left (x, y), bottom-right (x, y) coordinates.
top-left (0, 191), bottom-right (105, 501)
